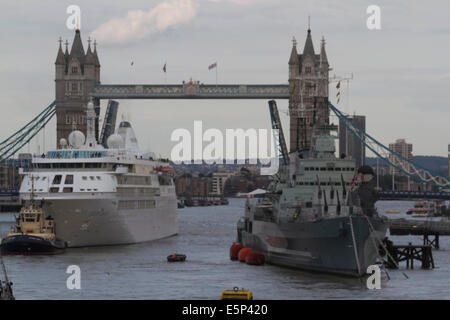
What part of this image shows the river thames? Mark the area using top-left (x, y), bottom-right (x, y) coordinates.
top-left (1, 199), bottom-right (449, 299)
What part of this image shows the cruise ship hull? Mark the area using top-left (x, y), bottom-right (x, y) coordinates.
top-left (43, 197), bottom-right (178, 247)
top-left (239, 215), bottom-right (387, 277)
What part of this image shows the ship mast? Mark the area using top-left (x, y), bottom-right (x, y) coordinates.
top-left (30, 175), bottom-right (35, 208)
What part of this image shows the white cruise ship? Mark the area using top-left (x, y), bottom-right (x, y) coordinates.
top-left (18, 101), bottom-right (178, 247)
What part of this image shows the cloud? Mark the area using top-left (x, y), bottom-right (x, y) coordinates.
top-left (90, 0), bottom-right (268, 44)
top-left (207, 0), bottom-right (267, 4)
top-left (91, 0), bottom-right (197, 44)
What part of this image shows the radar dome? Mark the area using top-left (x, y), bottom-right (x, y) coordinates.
top-left (107, 134), bottom-right (124, 149)
top-left (59, 138), bottom-right (68, 148)
top-left (68, 130), bottom-right (86, 149)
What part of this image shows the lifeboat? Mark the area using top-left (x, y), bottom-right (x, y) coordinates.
top-left (238, 248), bottom-right (253, 262)
top-left (167, 253), bottom-right (186, 262)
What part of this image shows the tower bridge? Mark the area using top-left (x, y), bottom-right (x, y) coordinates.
top-left (0, 27), bottom-right (448, 191)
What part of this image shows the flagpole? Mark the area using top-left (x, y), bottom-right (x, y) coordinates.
top-left (215, 62), bottom-right (218, 87)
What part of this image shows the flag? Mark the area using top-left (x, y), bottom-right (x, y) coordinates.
top-left (163, 63), bottom-right (166, 73)
top-left (336, 81), bottom-right (340, 89)
top-left (336, 91), bottom-right (340, 97)
top-left (337, 97), bottom-right (340, 104)
top-left (208, 62), bottom-right (217, 70)
top-left (131, 61), bottom-right (134, 66)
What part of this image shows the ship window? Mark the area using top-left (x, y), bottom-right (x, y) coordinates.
top-left (63, 187), bottom-right (73, 193)
top-left (80, 189), bottom-right (85, 191)
top-left (96, 176), bottom-right (101, 180)
top-left (52, 175), bottom-right (62, 184)
top-left (320, 168), bottom-right (326, 171)
top-left (82, 176), bottom-right (87, 180)
top-left (306, 202), bottom-right (312, 208)
top-left (65, 175), bottom-right (74, 184)
top-left (50, 187), bottom-right (59, 193)
top-left (335, 168), bottom-right (341, 171)
top-left (304, 167), bottom-right (309, 171)
top-left (327, 168), bottom-right (334, 171)
top-left (90, 176), bottom-right (95, 180)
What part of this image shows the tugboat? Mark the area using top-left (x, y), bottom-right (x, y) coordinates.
top-left (1, 177), bottom-right (66, 255)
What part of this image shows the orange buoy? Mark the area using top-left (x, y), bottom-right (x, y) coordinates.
top-left (230, 243), bottom-right (243, 261)
top-left (245, 251), bottom-right (265, 265)
top-left (238, 248), bottom-right (253, 262)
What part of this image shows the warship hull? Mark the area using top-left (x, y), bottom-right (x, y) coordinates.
top-left (239, 215), bottom-right (387, 277)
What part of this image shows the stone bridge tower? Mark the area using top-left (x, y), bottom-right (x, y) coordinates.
top-left (55, 29), bottom-right (101, 146)
top-left (288, 26), bottom-right (329, 152)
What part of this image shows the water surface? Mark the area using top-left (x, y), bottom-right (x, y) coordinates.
top-left (1, 199), bottom-right (449, 299)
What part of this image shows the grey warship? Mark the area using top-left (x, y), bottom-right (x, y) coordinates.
top-left (236, 27), bottom-right (387, 277)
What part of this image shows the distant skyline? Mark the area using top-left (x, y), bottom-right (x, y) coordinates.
top-left (0, 0), bottom-right (449, 158)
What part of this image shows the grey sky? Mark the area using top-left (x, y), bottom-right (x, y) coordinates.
top-left (0, 0), bottom-right (449, 158)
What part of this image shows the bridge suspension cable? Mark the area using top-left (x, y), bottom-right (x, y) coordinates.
top-left (0, 101), bottom-right (56, 162)
top-left (328, 102), bottom-right (449, 190)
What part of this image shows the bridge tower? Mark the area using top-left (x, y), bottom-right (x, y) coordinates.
top-left (55, 29), bottom-right (101, 147)
top-left (288, 26), bottom-right (329, 152)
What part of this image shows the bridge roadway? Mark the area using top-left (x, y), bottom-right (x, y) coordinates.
top-left (92, 83), bottom-right (290, 99)
top-left (379, 190), bottom-right (450, 200)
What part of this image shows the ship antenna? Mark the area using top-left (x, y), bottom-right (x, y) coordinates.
top-left (340, 174), bottom-right (347, 200)
top-left (316, 175), bottom-right (322, 199)
top-left (336, 192), bottom-right (341, 215)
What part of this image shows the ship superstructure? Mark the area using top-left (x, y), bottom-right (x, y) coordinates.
top-left (18, 101), bottom-right (178, 247)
